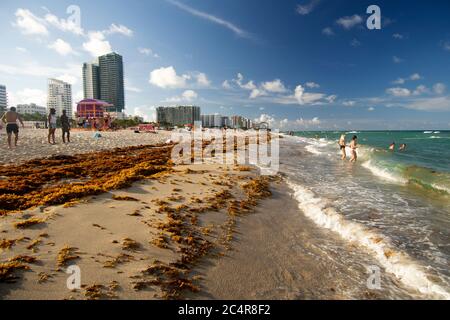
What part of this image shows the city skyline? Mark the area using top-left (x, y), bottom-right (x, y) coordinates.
top-left (1, 0), bottom-right (450, 130)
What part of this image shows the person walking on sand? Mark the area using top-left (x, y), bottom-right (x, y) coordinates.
top-left (48, 108), bottom-right (57, 145)
top-left (349, 135), bottom-right (358, 162)
top-left (338, 134), bottom-right (347, 160)
top-left (1, 107), bottom-right (24, 149)
top-left (60, 110), bottom-right (71, 143)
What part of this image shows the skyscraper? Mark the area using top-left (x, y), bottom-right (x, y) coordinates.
top-left (47, 79), bottom-right (72, 118)
top-left (98, 52), bottom-right (125, 112)
top-left (0, 85), bottom-right (7, 113)
top-left (82, 62), bottom-right (100, 100)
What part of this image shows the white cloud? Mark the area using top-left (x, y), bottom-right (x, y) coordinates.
top-left (412, 85), bottom-right (429, 96)
top-left (433, 83), bottom-right (446, 95)
top-left (56, 73), bottom-right (78, 85)
top-left (305, 82), bottom-right (320, 88)
top-left (261, 79), bottom-right (287, 93)
top-left (392, 33), bottom-right (404, 40)
top-left (368, 107), bottom-right (375, 111)
top-left (393, 78), bottom-right (406, 85)
top-left (167, 0), bottom-right (250, 39)
top-left (386, 87), bottom-right (411, 97)
top-left (336, 15), bottom-right (363, 29)
top-left (406, 96), bottom-right (450, 111)
top-left (125, 85), bottom-right (142, 93)
top-left (166, 90), bottom-right (198, 102)
top-left (138, 47), bottom-right (159, 58)
top-left (133, 106), bottom-right (156, 122)
top-left (343, 100), bottom-right (356, 107)
top-left (249, 88), bottom-right (267, 99)
top-left (149, 66), bottom-right (190, 89)
top-left (44, 13), bottom-right (84, 35)
top-left (0, 62), bottom-right (80, 80)
top-left (82, 31), bottom-right (112, 57)
top-left (222, 80), bottom-right (232, 89)
top-left (302, 92), bottom-right (326, 104)
top-left (106, 23), bottom-right (133, 37)
top-left (195, 73), bottom-right (211, 87)
top-left (294, 85), bottom-right (305, 104)
top-left (48, 39), bottom-right (75, 56)
top-left (410, 73), bottom-right (421, 81)
top-left (14, 8), bottom-right (48, 35)
top-left (393, 56), bottom-right (403, 63)
top-left (296, 0), bottom-right (321, 15)
top-left (322, 27), bottom-right (334, 36)
top-left (350, 38), bottom-right (361, 47)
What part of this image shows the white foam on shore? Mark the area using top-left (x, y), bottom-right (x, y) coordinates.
top-left (286, 179), bottom-right (450, 299)
top-left (362, 160), bottom-right (408, 185)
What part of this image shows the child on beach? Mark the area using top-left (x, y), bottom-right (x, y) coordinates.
top-left (349, 135), bottom-right (358, 162)
top-left (338, 134), bottom-right (347, 160)
top-left (60, 110), bottom-right (71, 143)
top-left (48, 108), bottom-right (57, 145)
top-left (1, 107), bottom-right (25, 149)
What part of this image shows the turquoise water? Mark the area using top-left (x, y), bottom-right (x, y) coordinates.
top-left (279, 132), bottom-right (450, 299)
top-left (291, 131), bottom-right (450, 195)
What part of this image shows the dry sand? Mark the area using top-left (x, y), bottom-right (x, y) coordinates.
top-left (0, 163), bottom-right (272, 299)
top-left (0, 129), bottom-right (171, 164)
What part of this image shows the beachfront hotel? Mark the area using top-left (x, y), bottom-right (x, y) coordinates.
top-left (16, 103), bottom-right (47, 116)
top-left (156, 105), bottom-right (201, 127)
top-left (47, 78), bottom-right (72, 118)
top-left (82, 52), bottom-right (125, 113)
top-left (0, 84), bottom-right (7, 113)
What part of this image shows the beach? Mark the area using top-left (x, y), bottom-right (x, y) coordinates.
top-left (1, 129), bottom-right (449, 300)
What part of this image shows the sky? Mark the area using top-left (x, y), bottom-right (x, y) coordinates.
top-left (0, 0), bottom-right (450, 130)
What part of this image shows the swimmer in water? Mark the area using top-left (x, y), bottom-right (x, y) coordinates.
top-left (349, 135), bottom-right (358, 162)
top-left (389, 142), bottom-right (395, 151)
top-left (399, 143), bottom-right (407, 151)
top-left (338, 134), bottom-right (347, 160)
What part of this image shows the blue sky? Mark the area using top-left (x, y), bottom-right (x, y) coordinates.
top-left (1, 0), bottom-right (450, 130)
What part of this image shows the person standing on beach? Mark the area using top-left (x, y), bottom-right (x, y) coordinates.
top-left (1, 107), bottom-right (24, 149)
top-left (338, 134), bottom-right (347, 160)
top-left (60, 110), bottom-right (71, 143)
top-left (48, 108), bottom-right (57, 145)
top-left (349, 135), bottom-right (358, 162)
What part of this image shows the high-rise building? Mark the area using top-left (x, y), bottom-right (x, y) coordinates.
top-left (156, 106), bottom-right (201, 127)
top-left (201, 114), bottom-right (223, 128)
top-left (82, 62), bottom-right (100, 100)
top-left (0, 85), bottom-right (7, 114)
top-left (16, 103), bottom-right (47, 116)
top-left (98, 52), bottom-right (125, 112)
top-left (47, 78), bottom-right (72, 118)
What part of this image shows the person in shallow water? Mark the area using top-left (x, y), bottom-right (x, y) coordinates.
top-left (338, 134), bottom-right (347, 160)
top-left (349, 135), bottom-right (358, 162)
top-left (399, 143), bottom-right (407, 151)
top-left (389, 142), bottom-right (396, 151)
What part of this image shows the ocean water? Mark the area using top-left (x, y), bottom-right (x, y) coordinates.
top-left (279, 131), bottom-right (450, 299)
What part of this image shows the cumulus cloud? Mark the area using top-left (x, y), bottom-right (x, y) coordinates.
top-left (336, 14), bottom-right (363, 29)
top-left (48, 39), bottom-right (75, 56)
top-left (343, 100), bottom-right (356, 107)
top-left (433, 83), bottom-right (446, 95)
top-left (386, 87), bottom-right (411, 97)
top-left (322, 27), bottom-right (334, 36)
top-left (44, 12), bottom-right (84, 35)
top-left (393, 33), bottom-right (404, 40)
top-left (261, 79), bottom-right (287, 93)
top-left (195, 73), bottom-right (211, 87)
top-left (82, 31), bottom-right (112, 57)
top-left (105, 23), bottom-right (133, 37)
top-left (393, 56), bottom-right (403, 63)
top-left (412, 85), bottom-right (429, 96)
top-left (166, 90), bottom-right (198, 102)
top-left (296, 0), bottom-right (321, 15)
top-left (13, 8), bottom-right (48, 35)
top-left (138, 47), bottom-right (159, 58)
top-left (410, 73), bottom-right (421, 81)
top-left (222, 80), bottom-right (232, 89)
top-left (9, 88), bottom-right (47, 106)
top-left (149, 66), bottom-right (191, 89)
top-left (305, 82), bottom-right (320, 88)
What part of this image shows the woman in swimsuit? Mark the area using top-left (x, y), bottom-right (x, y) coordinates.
top-left (349, 135), bottom-right (358, 162)
top-left (48, 108), bottom-right (57, 145)
top-left (338, 134), bottom-right (347, 160)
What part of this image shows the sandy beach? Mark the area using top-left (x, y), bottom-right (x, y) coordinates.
top-left (0, 129), bottom-right (172, 164)
top-left (0, 131), bottom-right (279, 299)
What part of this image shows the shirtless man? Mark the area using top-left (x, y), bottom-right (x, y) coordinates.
top-left (1, 107), bottom-right (25, 149)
